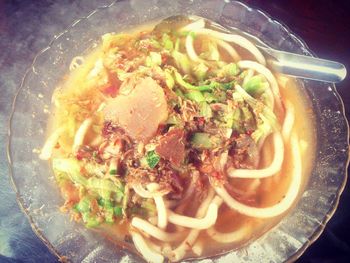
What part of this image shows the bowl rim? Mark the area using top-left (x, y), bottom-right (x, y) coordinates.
top-left (6, 0), bottom-right (350, 262)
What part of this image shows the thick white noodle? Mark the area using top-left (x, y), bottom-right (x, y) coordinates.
top-left (207, 224), bottom-right (250, 243)
top-left (131, 231), bottom-right (164, 263)
top-left (72, 118), bottom-right (92, 153)
top-left (237, 60), bottom-right (283, 113)
top-left (228, 132), bottom-right (284, 178)
top-left (154, 196), bottom-right (168, 229)
top-left (192, 239), bottom-right (204, 256)
top-left (148, 216), bottom-right (158, 226)
top-left (131, 217), bottom-right (184, 242)
top-left (147, 240), bottom-right (163, 254)
top-left (169, 189), bottom-right (215, 261)
top-left (146, 183), bottom-right (169, 229)
top-left (193, 28), bottom-right (265, 65)
top-left (282, 99), bottom-right (295, 143)
top-left (185, 34), bottom-right (200, 61)
top-left (39, 127), bottom-right (65, 160)
top-left (214, 38), bottom-right (241, 62)
top-left (179, 19), bottom-right (205, 32)
top-left (263, 83), bottom-right (275, 110)
top-left (132, 184), bottom-right (169, 198)
top-left (167, 196), bottom-right (222, 229)
top-left (215, 132), bottom-right (302, 218)
top-left (230, 178), bottom-right (261, 197)
top-left (242, 69), bottom-right (254, 86)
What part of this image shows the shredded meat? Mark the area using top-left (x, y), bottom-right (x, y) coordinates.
top-left (102, 121), bottom-right (125, 138)
top-left (158, 168), bottom-right (184, 200)
top-left (229, 134), bottom-right (259, 169)
top-left (155, 128), bottom-right (185, 166)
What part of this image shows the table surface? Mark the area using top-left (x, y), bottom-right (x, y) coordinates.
top-left (0, 0), bottom-right (349, 262)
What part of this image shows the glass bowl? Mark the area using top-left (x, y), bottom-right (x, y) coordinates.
top-left (7, 0), bottom-right (349, 262)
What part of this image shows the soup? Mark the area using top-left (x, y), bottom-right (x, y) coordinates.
top-left (39, 17), bottom-right (315, 262)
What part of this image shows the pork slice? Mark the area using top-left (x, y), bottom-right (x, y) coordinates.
top-left (155, 129), bottom-right (185, 166)
top-left (103, 77), bottom-right (168, 142)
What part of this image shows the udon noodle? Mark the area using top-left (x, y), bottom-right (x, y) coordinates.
top-left (40, 18), bottom-right (315, 262)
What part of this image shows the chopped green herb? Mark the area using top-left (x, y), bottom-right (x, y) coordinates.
top-left (76, 197), bottom-right (91, 213)
top-left (243, 75), bottom-right (266, 96)
top-left (172, 51), bottom-right (191, 74)
top-left (52, 158), bottom-right (87, 186)
top-left (82, 212), bottom-right (100, 228)
top-left (145, 150), bottom-right (160, 169)
top-left (146, 51), bottom-right (162, 67)
top-left (193, 63), bottom-right (209, 81)
top-left (98, 198), bottom-right (113, 209)
top-left (174, 71), bottom-right (213, 92)
top-left (204, 92), bottom-right (218, 103)
top-left (191, 133), bottom-right (213, 149)
top-left (109, 169), bottom-right (117, 175)
top-left (104, 207), bottom-right (115, 223)
top-left (114, 206), bottom-right (123, 216)
top-left (217, 63), bottom-right (239, 78)
top-left (165, 70), bottom-right (175, 89)
top-left (199, 102), bottom-right (213, 118)
top-left (185, 90), bottom-right (205, 103)
top-left (162, 33), bottom-right (174, 50)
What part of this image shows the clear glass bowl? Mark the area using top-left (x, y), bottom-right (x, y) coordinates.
top-left (8, 0), bottom-right (349, 262)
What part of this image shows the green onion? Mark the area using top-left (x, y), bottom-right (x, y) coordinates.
top-left (212, 89), bottom-right (227, 102)
top-left (217, 63), bottom-right (239, 78)
top-left (175, 88), bottom-right (185, 98)
top-left (104, 207), bottom-right (115, 223)
top-left (145, 51), bottom-right (162, 67)
top-left (204, 92), bottom-right (218, 103)
top-left (166, 115), bottom-right (180, 125)
top-left (174, 71), bottom-right (212, 91)
top-left (162, 33), bottom-right (174, 50)
top-left (174, 38), bottom-right (180, 51)
top-left (219, 80), bottom-right (235, 90)
top-left (193, 63), bottom-right (209, 81)
top-left (145, 150), bottom-right (160, 169)
top-left (165, 70), bottom-right (175, 89)
top-left (243, 75), bottom-right (266, 96)
top-left (98, 198), bottom-right (113, 209)
top-left (172, 50), bottom-right (191, 74)
top-left (200, 41), bottom-right (220, 61)
top-left (87, 178), bottom-right (121, 191)
top-left (114, 187), bottom-right (125, 203)
top-left (241, 106), bottom-right (256, 131)
top-left (109, 169), bottom-right (117, 175)
top-left (76, 197), bottom-right (91, 213)
top-left (114, 206), bottom-right (123, 216)
top-left (52, 158), bottom-right (87, 186)
top-left (191, 133), bottom-right (213, 149)
top-left (82, 213), bottom-right (100, 228)
top-left (185, 90), bottom-right (205, 103)
top-left (108, 159), bottom-right (118, 176)
top-left (231, 108), bottom-right (243, 132)
top-left (141, 199), bottom-right (157, 217)
top-left (199, 102), bottom-right (213, 118)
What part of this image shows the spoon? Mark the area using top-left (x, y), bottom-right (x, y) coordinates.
top-left (155, 15), bottom-right (347, 83)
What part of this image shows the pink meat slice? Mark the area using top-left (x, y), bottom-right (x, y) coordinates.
top-left (103, 77), bottom-right (168, 142)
